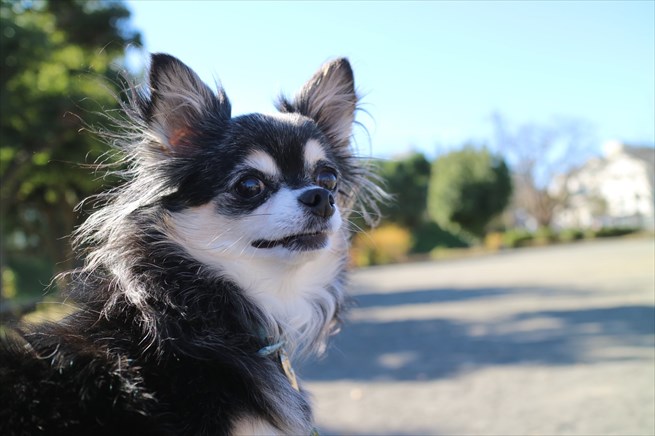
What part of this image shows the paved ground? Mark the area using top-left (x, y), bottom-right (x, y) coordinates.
top-left (299, 237), bottom-right (655, 435)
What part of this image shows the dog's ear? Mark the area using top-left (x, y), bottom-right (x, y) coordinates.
top-left (145, 53), bottom-right (231, 154)
top-left (277, 58), bottom-right (357, 149)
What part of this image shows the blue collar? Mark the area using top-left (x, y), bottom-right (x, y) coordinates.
top-left (257, 340), bottom-right (285, 356)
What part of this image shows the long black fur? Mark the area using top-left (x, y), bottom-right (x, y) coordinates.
top-left (2, 225), bottom-right (304, 435)
top-left (0, 54), bottom-right (383, 435)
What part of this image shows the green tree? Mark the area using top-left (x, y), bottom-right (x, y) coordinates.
top-left (1, 0), bottom-right (140, 294)
top-left (378, 152), bottom-right (431, 229)
top-left (428, 146), bottom-right (512, 237)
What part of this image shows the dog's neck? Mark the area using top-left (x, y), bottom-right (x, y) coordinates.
top-left (204, 239), bottom-right (347, 357)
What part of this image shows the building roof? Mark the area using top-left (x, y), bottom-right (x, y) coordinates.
top-left (623, 145), bottom-right (655, 170)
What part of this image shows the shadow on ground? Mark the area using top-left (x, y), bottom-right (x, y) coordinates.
top-left (299, 286), bottom-right (655, 382)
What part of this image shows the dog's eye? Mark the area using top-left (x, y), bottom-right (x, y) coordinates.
top-left (235, 176), bottom-right (265, 199)
top-left (316, 168), bottom-right (338, 191)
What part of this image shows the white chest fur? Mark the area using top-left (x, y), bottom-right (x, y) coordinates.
top-left (166, 203), bottom-right (347, 354)
top-left (231, 416), bottom-right (284, 436)
top-left (219, 245), bottom-right (343, 352)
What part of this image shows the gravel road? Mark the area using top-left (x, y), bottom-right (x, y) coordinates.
top-left (299, 237), bottom-right (655, 435)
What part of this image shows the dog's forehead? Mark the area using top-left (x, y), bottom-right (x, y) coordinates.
top-left (229, 113), bottom-right (328, 176)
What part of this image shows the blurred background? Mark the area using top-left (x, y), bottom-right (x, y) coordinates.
top-left (1, 1), bottom-right (653, 435)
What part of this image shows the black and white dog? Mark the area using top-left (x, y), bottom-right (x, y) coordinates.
top-left (0, 54), bottom-right (382, 435)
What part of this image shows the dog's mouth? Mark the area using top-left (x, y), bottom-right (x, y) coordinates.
top-left (252, 231), bottom-right (329, 251)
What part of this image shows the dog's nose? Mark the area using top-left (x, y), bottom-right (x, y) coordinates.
top-left (298, 188), bottom-right (335, 218)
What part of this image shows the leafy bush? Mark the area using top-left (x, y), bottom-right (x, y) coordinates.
top-left (558, 228), bottom-right (585, 242)
top-left (533, 226), bottom-right (557, 245)
top-left (592, 227), bottom-right (639, 238)
top-left (410, 221), bottom-right (470, 253)
top-left (351, 224), bottom-right (413, 267)
top-left (484, 232), bottom-right (504, 251)
top-left (503, 229), bottom-right (533, 248)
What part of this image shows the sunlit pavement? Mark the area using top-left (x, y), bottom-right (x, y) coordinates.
top-left (300, 237), bottom-right (655, 435)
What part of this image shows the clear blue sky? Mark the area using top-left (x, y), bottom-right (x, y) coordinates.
top-left (125, 0), bottom-right (654, 159)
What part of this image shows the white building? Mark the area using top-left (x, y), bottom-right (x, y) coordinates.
top-left (553, 141), bottom-right (654, 230)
